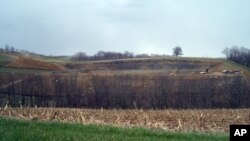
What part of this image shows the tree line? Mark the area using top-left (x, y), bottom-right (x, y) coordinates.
top-left (1, 44), bottom-right (184, 61)
top-left (223, 46), bottom-right (250, 67)
top-left (0, 44), bottom-right (46, 57)
top-left (70, 51), bottom-right (170, 61)
top-left (71, 47), bottom-right (183, 61)
top-left (0, 74), bottom-right (249, 109)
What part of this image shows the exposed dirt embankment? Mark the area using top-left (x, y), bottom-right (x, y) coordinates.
top-left (65, 58), bottom-right (222, 71)
top-left (6, 57), bottom-right (63, 70)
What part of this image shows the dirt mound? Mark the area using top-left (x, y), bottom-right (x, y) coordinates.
top-left (6, 57), bottom-right (63, 70)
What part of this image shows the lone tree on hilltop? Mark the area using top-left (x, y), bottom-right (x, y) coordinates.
top-left (172, 46), bottom-right (183, 57)
top-left (71, 52), bottom-right (88, 61)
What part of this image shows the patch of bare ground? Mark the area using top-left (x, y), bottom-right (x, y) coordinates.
top-left (6, 57), bottom-right (63, 70)
top-left (0, 107), bottom-right (249, 133)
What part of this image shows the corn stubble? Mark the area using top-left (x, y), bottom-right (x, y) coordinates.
top-left (0, 107), bottom-right (249, 133)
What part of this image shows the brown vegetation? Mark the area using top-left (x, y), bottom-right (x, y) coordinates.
top-left (6, 57), bottom-right (63, 70)
top-left (0, 73), bottom-right (249, 109)
top-left (1, 55), bottom-right (250, 109)
top-left (0, 107), bottom-right (249, 133)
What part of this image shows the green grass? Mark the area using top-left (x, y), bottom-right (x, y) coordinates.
top-left (37, 56), bottom-right (70, 64)
top-left (0, 117), bottom-right (228, 141)
top-left (0, 53), bottom-right (15, 66)
top-left (221, 60), bottom-right (250, 76)
top-left (223, 60), bottom-right (249, 70)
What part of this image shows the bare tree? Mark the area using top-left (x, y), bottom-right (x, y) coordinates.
top-left (222, 46), bottom-right (250, 67)
top-left (222, 47), bottom-right (230, 59)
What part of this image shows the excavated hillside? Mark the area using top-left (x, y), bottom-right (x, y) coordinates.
top-left (6, 57), bottom-right (63, 70)
top-left (0, 54), bottom-right (250, 108)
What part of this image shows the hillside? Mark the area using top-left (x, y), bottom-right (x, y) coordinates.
top-left (0, 53), bottom-right (65, 73)
top-left (1, 52), bottom-right (250, 76)
top-left (1, 53), bottom-right (250, 109)
top-left (0, 53), bottom-right (16, 66)
top-left (62, 57), bottom-right (250, 78)
top-left (6, 57), bottom-right (63, 70)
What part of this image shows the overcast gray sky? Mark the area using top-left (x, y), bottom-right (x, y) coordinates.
top-left (0, 0), bottom-right (250, 57)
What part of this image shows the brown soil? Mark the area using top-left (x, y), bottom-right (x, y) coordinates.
top-left (0, 108), bottom-right (249, 133)
top-left (6, 57), bottom-right (63, 70)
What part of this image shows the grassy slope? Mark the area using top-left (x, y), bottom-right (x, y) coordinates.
top-left (0, 53), bottom-right (61, 74)
top-left (35, 55), bottom-right (70, 65)
top-left (0, 117), bottom-right (227, 141)
top-left (223, 60), bottom-right (250, 76)
top-left (0, 53), bottom-right (15, 66)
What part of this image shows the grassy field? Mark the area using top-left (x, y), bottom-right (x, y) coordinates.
top-left (222, 60), bottom-right (250, 76)
top-left (0, 53), bottom-right (15, 66)
top-left (0, 117), bottom-right (228, 141)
